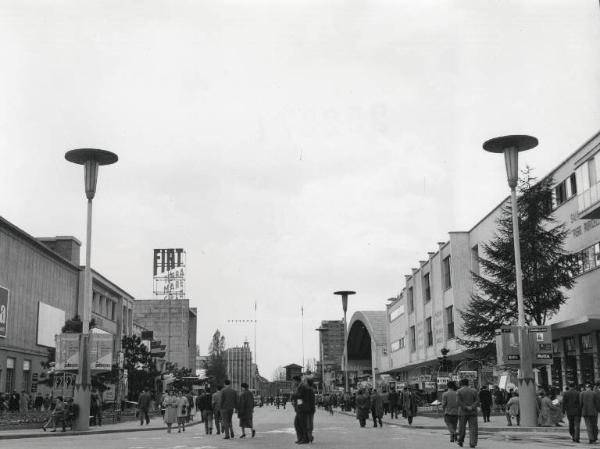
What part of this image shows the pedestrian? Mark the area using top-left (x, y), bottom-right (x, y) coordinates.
top-left (19, 391), bottom-right (29, 413)
top-left (176, 390), bottom-right (189, 432)
top-left (34, 393), bottom-right (43, 411)
top-left (580, 383), bottom-right (599, 443)
top-left (185, 390), bottom-right (194, 423)
top-left (197, 387), bottom-right (214, 434)
top-left (220, 379), bottom-right (238, 439)
top-left (238, 382), bottom-right (255, 438)
top-left (162, 389), bottom-right (178, 433)
top-left (457, 378), bottom-right (479, 448)
top-left (370, 388), bottom-right (384, 428)
top-left (388, 387), bottom-right (399, 419)
top-left (292, 374), bottom-right (310, 444)
top-left (138, 388), bottom-right (152, 425)
top-left (355, 388), bottom-right (371, 428)
top-left (212, 385), bottom-right (223, 435)
top-left (48, 396), bottom-right (66, 432)
top-left (306, 376), bottom-right (316, 443)
top-left (505, 392), bottom-right (520, 426)
top-left (90, 389), bottom-right (103, 426)
top-left (442, 380), bottom-right (459, 442)
top-left (401, 386), bottom-right (418, 425)
top-left (65, 398), bottom-right (79, 429)
top-left (478, 386), bottom-right (492, 422)
top-left (538, 390), bottom-right (557, 426)
top-left (42, 394), bottom-right (52, 412)
top-left (562, 383), bottom-right (580, 442)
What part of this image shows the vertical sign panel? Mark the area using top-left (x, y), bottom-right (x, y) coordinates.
top-left (0, 285), bottom-right (8, 338)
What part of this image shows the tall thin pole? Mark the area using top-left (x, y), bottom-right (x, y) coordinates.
top-left (301, 305), bottom-right (305, 370)
top-left (343, 309), bottom-right (348, 393)
top-left (254, 301), bottom-right (257, 369)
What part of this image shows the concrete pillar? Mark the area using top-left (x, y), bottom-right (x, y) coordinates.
top-left (560, 337), bottom-right (568, 389)
top-left (575, 335), bottom-right (583, 386)
top-left (592, 331), bottom-right (600, 382)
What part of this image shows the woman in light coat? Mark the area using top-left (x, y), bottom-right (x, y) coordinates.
top-left (162, 390), bottom-right (178, 433)
top-left (176, 390), bottom-right (189, 433)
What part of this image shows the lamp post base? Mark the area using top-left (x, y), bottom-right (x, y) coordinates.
top-left (73, 383), bottom-right (91, 430)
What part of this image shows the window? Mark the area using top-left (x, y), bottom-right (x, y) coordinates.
top-left (391, 340), bottom-right (401, 352)
top-left (409, 326), bottom-right (416, 352)
top-left (554, 173), bottom-right (578, 208)
top-left (426, 317), bottom-right (433, 346)
top-left (407, 287), bottom-right (414, 313)
top-left (22, 360), bottom-right (31, 392)
top-left (442, 256), bottom-right (452, 290)
top-left (423, 273), bottom-right (431, 302)
top-left (446, 306), bottom-right (455, 339)
top-left (399, 337), bottom-right (405, 349)
top-left (566, 336), bottom-right (575, 352)
top-left (471, 245), bottom-right (479, 275)
top-left (582, 334), bottom-right (593, 350)
top-left (552, 340), bottom-right (561, 354)
top-left (574, 241), bottom-right (600, 276)
top-left (5, 357), bottom-right (15, 393)
top-left (390, 305), bottom-right (405, 322)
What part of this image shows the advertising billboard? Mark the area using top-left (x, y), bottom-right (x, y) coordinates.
top-left (37, 302), bottom-right (66, 347)
top-left (90, 333), bottom-right (114, 371)
top-left (153, 248), bottom-right (186, 299)
top-left (0, 285), bottom-right (8, 338)
top-left (55, 333), bottom-right (80, 370)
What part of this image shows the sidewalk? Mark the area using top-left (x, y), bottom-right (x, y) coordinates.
top-left (338, 410), bottom-right (580, 435)
top-left (0, 416), bottom-right (201, 440)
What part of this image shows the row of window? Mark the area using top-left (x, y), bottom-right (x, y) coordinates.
top-left (391, 306), bottom-right (455, 353)
top-left (3, 358), bottom-right (31, 393)
top-left (575, 241), bottom-right (600, 275)
top-left (552, 153), bottom-right (600, 210)
top-left (404, 256), bottom-right (452, 314)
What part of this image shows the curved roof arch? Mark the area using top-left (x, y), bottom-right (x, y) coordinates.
top-left (347, 311), bottom-right (387, 360)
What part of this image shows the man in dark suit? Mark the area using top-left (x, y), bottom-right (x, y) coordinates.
top-left (580, 383), bottom-right (600, 443)
top-left (457, 378), bottom-right (480, 448)
top-left (562, 383), bottom-right (581, 443)
top-left (220, 380), bottom-right (238, 439)
top-left (292, 375), bottom-right (310, 444)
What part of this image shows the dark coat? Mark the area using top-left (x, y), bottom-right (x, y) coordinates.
top-left (237, 389), bottom-right (254, 423)
top-left (292, 382), bottom-right (311, 413)
top-left (220, 386), bottom-right (238, 411)
top-left (138, 392), bottom-right (152, 411)
top-left (457, 386), bottom-right (480, 416)
top-left (401, 390), bottom-right (418, 418)
top-left (562, 388), bottom-right (580, 416)
top-left (370, 392), bottom-right (384, 418)
top-left (580, 390), bottom-right (600, 417)
top-left (355, 392), bottom-right (371, 420)
top-left (479, 389), bottom-right (492, 408)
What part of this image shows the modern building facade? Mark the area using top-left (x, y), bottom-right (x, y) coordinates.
top-left (133, 299), bottom-right (197, 371)
top-left (0, 217), bottom-right (134, 396)
top-left (381, 130), bottom-right (600, 391)
top-left (225, 341), bottom-right (254, 391)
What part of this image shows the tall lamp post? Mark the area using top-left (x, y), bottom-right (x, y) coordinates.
top-left (334, 290), bottom-right (355, 393)
top-left (483, 134), bottom-right (538, 427)
top-left (65, 148), bottom-right (118, 431)
top-left (315, 327), bottom-right (328, 394)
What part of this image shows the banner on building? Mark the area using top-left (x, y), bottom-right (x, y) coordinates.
top-left (437, 377), bottom-right (450, 387)
top-left (90, 333), bottom-right (114, 371)
top-left (0, 285), bottom-right (8, 338)
top-left (458, 371), bottom-right (478, 380)
top-left (55, 334), bottom-right (80, 370)
top-left (153, 249), bottom-right (186, 299)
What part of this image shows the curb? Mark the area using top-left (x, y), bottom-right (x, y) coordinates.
top-left (0, 419), bottom-right (201, 440)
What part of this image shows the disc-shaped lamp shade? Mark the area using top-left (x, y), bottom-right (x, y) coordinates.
top-left (483, 135), bottom-right (538, 189)
top-left (65, 148), bottom-right (119, 165)
top-left (65, 149), bottom-right (118, 200)
top-left (334, 290), bottom-right (356, 313)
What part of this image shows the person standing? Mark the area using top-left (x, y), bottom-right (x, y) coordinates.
top-left (90, 389), bottom-right (103, 426)
top-left (306, 376), bottom-right (317, 443)
top-left (176, 390), bottom-right (189, 433)
top-left (388, 387), bottom-right (399, 419)
top-left (505, 392), bottom-right (520, 426)
top-left (212, 385), bottom-right (223, 435)
top-left (478, 386), bottom-right (492, 423)
top-left (538, 390), bottom-right (558, 427)
top-left (580, 383), bottom-right (599, 443)
top-left (457, 378), bottom-right (480, 448)
top-left (562, 383), bottom-right (580, 442)
top-left (220, 379), bottom-right (238, 439)
top-left (370, 389), bottom-right (383, 428)
top-left (197, 387), bottom-right (214, 434)
top-left (138, 388), bottom-right (152, 425)
top-left (442, 381), bottom-right (459, 442)
top-left (292, 375), bottom-right (310, 444)
top-left (238, 382), bottom-right (255, 438)
top-left (162, 390), bottom-right (178, 433)
top-left (355, 389), bottom-right (371, 428)
top-left (401, 386), bottom-right (418, 425)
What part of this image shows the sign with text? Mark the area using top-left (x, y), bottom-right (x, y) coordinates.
top-left (496, 325), bottom-right (553, 366)
top-left (153, 249), bottom-right (186, 299)
top-left (55, 333), bottom-right (80, 370)
top-left (90, 333), bottom-right (114, 371)
top-left (0, 285), bottom-right (8, 338)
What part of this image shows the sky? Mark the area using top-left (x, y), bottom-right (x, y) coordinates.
top-left (1, 0), bottom-right (600, 380)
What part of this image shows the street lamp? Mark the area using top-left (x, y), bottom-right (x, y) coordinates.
top-left (483, 134), bottom-right (538, 427)
top-left (65, 148), bottom-right (118, 431)
top-left (315, 327), bottom-right (329, 394)
top-left (334, 290), bottom-right (355, 393)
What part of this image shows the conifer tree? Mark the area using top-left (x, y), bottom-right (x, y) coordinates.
top-left (459, 168), bottom-right (579, 351)
top-left (204, 329), bottom-right (228, 386)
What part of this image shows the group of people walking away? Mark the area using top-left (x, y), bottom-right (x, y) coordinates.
top-left (561, 382), bottom-right (600, 444)
top-left (193, 380), bottom-right (256, 439)
top-left (355, 386), bottom-right (417, 428)
top-left (442, 379), bottom-right (480, 448)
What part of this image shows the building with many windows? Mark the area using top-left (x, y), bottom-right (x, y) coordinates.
top-left (0, 217), bottom-right (135, 396)
top-left (343, 131), bottom-right (600, 392)
top-left (225, 341), bottom-right (254, 391)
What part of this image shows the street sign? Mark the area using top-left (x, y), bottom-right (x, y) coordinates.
top-left (496, 325), bottom-right (553, 366)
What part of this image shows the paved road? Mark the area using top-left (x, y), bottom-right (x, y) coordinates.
top-left (2, 406), bottom-right (583, 449)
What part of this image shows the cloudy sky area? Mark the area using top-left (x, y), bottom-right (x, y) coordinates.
top-left (1, 1), bottom-right (600, 378)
